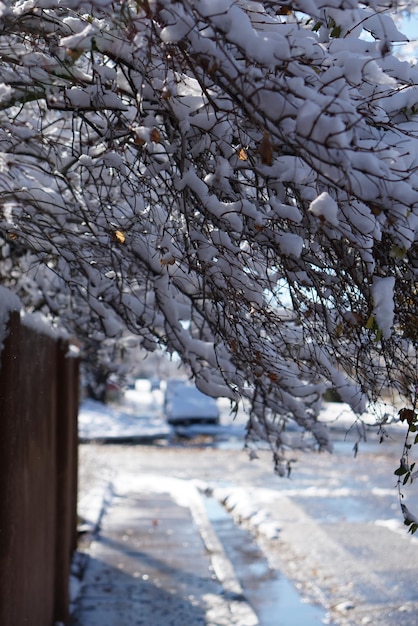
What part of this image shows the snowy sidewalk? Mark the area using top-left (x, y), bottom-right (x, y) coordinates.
top-left (70, 474), bottom-right (259, 626)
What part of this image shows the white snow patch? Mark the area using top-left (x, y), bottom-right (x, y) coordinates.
top-left (212, 485), bottom-right (281, 539)
top-left (278, 233), bottom-right (304, 257)
top-left (21, 310), bottom-right (65, 340)
top-left (0, 82), bottom-right (11, 104)
top-left (375, 516), bottom-right (418, 542)
top-left (78, 397), bottom-right (171, 441)
top-left (372, 276), bottom-right (395, 340)
top-left (309, 192), bottom-right (339, 226)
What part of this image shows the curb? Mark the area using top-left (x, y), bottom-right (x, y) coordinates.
top-left (113, 474), bottom-right (260, 625)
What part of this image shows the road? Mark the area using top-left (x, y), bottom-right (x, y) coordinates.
top-left (78, 413), bottom-right (418, 626)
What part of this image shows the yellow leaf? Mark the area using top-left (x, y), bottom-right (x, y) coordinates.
top-left (238, 147), bottom-right (248, 161)
top-left (114, 230), bottom-right (126, 244)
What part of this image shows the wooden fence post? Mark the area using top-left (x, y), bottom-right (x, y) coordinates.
top-left (54, 340), bottom-right (79, 624)
top-left (0, 311), bottom-right (79, 626)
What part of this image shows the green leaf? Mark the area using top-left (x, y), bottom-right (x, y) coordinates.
top-left (403, 472), bottom-right (411, 485)
top-left (365, 314), bottom-right (375, 330)
top-left (389, 245), bottom-right (407, 259)
top-left (395, 465), bottom-right (408, 476)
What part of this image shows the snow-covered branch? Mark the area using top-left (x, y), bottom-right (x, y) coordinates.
top-left (1, 0), bottom-right (418, 465)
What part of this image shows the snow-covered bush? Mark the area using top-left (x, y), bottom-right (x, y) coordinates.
top-left (1, 0), bottom-right (418, 476)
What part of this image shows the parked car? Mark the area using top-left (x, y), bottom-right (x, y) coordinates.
top-left (149, 378), bottom-right (160, 391)
top-left (164, 379), bottom-right (187, 405)
top-left (164, 381), bottom-right (220, 425)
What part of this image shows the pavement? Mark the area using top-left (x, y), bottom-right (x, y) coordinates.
top-left (70, 474), bottom-right (259, 626)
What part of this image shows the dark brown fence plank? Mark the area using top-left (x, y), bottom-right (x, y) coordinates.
top-left (0, 311), bottom-right (79, 626)
top-left (54, 341), bottom-right (79, 624)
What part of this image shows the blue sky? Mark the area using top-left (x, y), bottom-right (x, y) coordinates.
top-left (399, 11), bottom-right (418, 35)
top-left (394, 12), bottom-right (418, 59)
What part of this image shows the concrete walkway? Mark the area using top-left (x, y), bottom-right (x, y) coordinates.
top-left (70, 475), bottom-right (259, 626)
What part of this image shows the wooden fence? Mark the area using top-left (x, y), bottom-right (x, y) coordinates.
top-left (0, 310), bottom-right (79, 626)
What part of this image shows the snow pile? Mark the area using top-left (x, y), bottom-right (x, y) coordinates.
top-left (309, 192), bottom-right (339, 226)
top-left (78, 397), bottom-right (171, 442)
top-left (210, 485), bottom-right (281, 540)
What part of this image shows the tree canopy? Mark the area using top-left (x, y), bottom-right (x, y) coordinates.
top-left (1, 0), bottom-right (418, 480)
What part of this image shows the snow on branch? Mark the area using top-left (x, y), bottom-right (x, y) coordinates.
top-left (1, 0), bottom-right (418, 465)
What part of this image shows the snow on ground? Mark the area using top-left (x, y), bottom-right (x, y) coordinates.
top-left (78, 396), bottom-right (171, 441)
top-left (78, 380), bottom-right (170, 441)
top-left (76, 389), bottom-right (413, 625)
top-left (79, 378), bottom-right (402, 444)
top-left (77, 381), bottom-right (403, 543)
top-left (78, 379), bottom-right (248, 442)
top-left (318, 398), bottom-right (400, 428)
